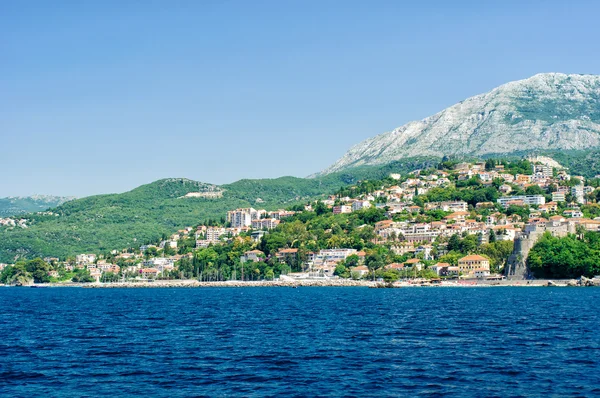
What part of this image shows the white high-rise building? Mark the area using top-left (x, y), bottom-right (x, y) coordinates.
top-left (227, 208), bottom-right (260, 227)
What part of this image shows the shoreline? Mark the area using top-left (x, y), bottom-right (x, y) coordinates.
top-left (4, 278), bottom-right (598, 288)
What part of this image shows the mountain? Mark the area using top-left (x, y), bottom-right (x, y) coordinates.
top-left (318, 73), bottom-right (600, 175)
top-left (0, 195), bottom-right (75, 217)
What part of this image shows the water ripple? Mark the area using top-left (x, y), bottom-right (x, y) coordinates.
top-left (0, 287), bottom-right (599, 397)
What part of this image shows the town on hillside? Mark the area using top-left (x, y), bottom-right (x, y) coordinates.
top-left (2, 156), bottom-right (600, 285)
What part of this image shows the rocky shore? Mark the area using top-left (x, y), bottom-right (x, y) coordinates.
top-left (7, 276), bottom-right (597, 289)
top-left (547, 276), bottom-right (600, 287)
top-left (81, 279), bottom-right (376, 288)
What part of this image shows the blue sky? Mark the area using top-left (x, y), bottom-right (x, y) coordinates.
top-left (2, 0), bottom-right (599, 197)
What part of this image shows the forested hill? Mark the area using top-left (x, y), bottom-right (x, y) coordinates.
top-left (0, 160), bottom-right (431, 263)
top-left (4, 149), bottom-right (599, 264)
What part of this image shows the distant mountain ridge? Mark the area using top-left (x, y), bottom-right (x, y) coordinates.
top-left (318, 73), bottom-right (600, 175)
top-left (0, 195), bottom-right (75, 217)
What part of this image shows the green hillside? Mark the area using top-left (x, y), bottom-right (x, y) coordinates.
top-left (0, 161), bottom-right (433, 263)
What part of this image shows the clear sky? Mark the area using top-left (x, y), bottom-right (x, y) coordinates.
top-left (2, 0), bottom-right (599, 197)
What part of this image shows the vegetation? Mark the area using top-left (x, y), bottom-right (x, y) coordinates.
top-left (4, 151), bottom-right (600, 282)
top-left (0, 159), bottom-right (437, 263)
top-left (527, 232), bottom-right (600, 278)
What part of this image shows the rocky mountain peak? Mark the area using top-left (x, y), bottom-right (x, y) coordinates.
top-left (317, 73), bottom-right (600, 175)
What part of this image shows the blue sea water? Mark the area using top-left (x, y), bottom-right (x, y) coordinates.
top-left (0, 287), bottom-right (599, 397)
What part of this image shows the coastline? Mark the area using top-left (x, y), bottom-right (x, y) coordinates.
top-left (4, 277), bottom-right (597, 288)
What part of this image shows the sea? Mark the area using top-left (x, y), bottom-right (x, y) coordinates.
top-left (1, 287), bottom-right (599, 397)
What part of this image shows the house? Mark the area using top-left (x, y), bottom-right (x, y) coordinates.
top-left (143, 258), bottom-right (175, 270)
top-left (161, 240), bottom-right (177, 249)
top-left (140, 268), bottom-right (159, 279)
top-left (333, 205), bottom-right (353, 214)
top-left (458, 255), bottom-right (490, 277)
top-left (415, 245), bottom-right (433, 260)
top-left (491, 225), bottom-right (517, 241)
top-left (240, 250), bottom-right (265, 263)
top-left (351, 265), bottom-right (369, 277)
top-left (563, 209), bottom-right (584, 218)
top-left (314, 249), bottom-right (358, 265)
top-left (140, 244), bottom-right (157, 253)
top-left (76, 254), bottom-right (96, 265)
top-left (441, 266), bottom-right (460, 277)
top-left (276, 248), bottom-right (299, 264)
top-left (475, 202), bottom-right (495, 209)
top-left (539, 202), bottom-right (558, 213)
top-left (387, 263), bottom-right (405, 270)
top-left (251, 230), bottom-right (268, 242)
top-left (268, 210), bottom-right (296, 219)
top-left (425, 201), bottom-right (468, 212)
top-left (352, 200), bottom-right (371, 211)
top-left (474, 269), bottom-right (491, 278)
top-left (404, 258), bottom-right (423, 271)
top-left (445, 211), bottom-right (470, 223)
top-left (515, 174), bottom-right (532, 185)
top-left (430, 262), bottom-right (451, 276)
top-left (407, 205), bottom-right (422, 213)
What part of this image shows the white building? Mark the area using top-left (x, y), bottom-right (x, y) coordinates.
top-left (333, 205), bottom-right (353, 214)
top-left (552, 192), bottom-right (566, 202)
top-left (314, 249), bottom-right (358, 265)
top-left (142, 258), bottom-right (175, 273)
top-left (251, 218), bottom-right (280, 230)
top-left (76, 254), bottom-right (97, 264)
top-left (206, 227), bottom-right (227, 242)
top-left (533, 163), bottom-right (553, 178)
top-left (497, 195), bottom-right (545, 208)
top-left (227, 208), bottom-right (261, 228)
top-left (352, 200), bottom-right (372, 212)
top-left (425, 201), bottom-right (468, 212)
top-left (571, 185), bottom-right (585, 204)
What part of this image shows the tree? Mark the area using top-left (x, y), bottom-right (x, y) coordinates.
top-left (0, 264), bottom-right (32, 286)
top-left (334, 263), bottom-right (349, 278)
top-left (145, 247), bottom-right (158, 258)
top-left (526, 232), bottom-right (600, 278)
top-left (525, 185), bottom-right (546, 196)
top-left (163, 245), bottom-right (176, 256)
top-left (25, 258), bottom-right (51, 283)
top-left (345, 254), bottom-right (360, 268)
top-left (480, 240), bottom-right (514, 273)
top-left (382, 270), bottom-right (399, 284)
top-left (315, 201), bottom-right (328, 216)
top-left (72, 268), bottom-right (95, 283)
top-left (100, 272), bottom-right (120, 283)
top-left (460, 234), bottom-right (478, 254)
top-left (365, 253), bottom-right (385, 280)
top-left (447, 234), bottom-right (461, 252)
